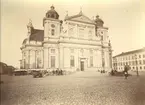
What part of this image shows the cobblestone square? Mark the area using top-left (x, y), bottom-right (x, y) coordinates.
top-left (1, 71), bottom-right (145, 105)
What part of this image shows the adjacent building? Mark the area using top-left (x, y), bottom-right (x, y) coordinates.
top-left (20, 5), bottom-right (112, 72)
top-left (113, 47), bottom-right (145, 71)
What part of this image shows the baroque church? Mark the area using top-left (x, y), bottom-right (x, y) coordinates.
top-left (20, 5), bottom-right (112, 72)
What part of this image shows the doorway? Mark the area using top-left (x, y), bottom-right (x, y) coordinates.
top-left (80, 61), bottom-right (84, 71)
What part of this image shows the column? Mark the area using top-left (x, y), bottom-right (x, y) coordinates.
top-left (29, 50), bottom-right (32, 69)
top-left (40, 50), bottom-right (43, 69)
top-left (35, 50), bottom-right (37, 69)
top-left (22, 51), bottom-right (24, 69)
top-left (109, 48), bottom-right (112, 70)
top-left (59, 46), bottom-right (64, 69)
top-left (44, 48), bottom-right (49, 69)
top-left (28, 50), bottom-right (30, 69)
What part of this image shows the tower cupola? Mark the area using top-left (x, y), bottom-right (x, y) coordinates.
top-left (95, 15), bottom-right (104, 27)
top-left (46, 5), bottom-right (59, 19)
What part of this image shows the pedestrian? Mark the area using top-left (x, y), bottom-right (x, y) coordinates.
top-left (60, 69), bottom-right (63, 75)
top-left (124, 64), bottom-right (129, 79)
top-left (52, 69), bottom-right (55, 75)
top-left (56, 68), bottom-right (59, 75)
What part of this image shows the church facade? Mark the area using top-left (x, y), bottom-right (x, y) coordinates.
top-left (20, 5), bottom-right (112, 72)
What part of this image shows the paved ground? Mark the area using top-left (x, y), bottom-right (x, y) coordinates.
top-left (1, 71), bottom-right (145, 105)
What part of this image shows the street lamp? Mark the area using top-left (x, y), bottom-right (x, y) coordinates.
top-left (134, 54), bottom-right (139, 76)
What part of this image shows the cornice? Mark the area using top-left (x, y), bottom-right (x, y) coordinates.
top-left (68, 20), bottom-right (96, 25)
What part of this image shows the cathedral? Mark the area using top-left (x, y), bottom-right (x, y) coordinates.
top-left (20, 5), bottom-right (112, 72)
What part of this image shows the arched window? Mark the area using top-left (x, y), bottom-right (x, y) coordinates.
top-left (51, 14), bottom-right (54, 18)
top-left (51, 29), bottom-right (55, 36)
top-left (47, 15), bottom-right (50, 18)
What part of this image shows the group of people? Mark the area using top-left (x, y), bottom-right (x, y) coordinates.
top-left (52, 69), bottom-right (64, 75)
top-left (110, 64), bottom-right (130, 79)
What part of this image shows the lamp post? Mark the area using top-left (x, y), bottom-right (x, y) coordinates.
top-left (135, 54), bottom-right (139, 76)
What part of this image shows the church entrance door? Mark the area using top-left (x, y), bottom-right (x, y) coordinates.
top-left (80, 61), bottom-right (84, 71)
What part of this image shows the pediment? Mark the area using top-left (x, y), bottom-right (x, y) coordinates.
top-left (66, 14), bottom-right (95, 24)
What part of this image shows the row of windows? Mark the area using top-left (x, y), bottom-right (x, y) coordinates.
top-left (50, 55), bottom-right (94, 68)
top-left (116, 54), bottom-right (145, 61)
top-left (50, 28), bottom-right (94, 38)
top-left (69, 27), bottom-right (93, 37)
top-left (116, 60), bottom-right (145, 66)
top-left (70, 56), bottom-right (93, 67)
top-left (51, 49), bottom-right (94, 54)
top-left (70, 49), bottom-right (94, 54)
top-left (118, 66), bottom-right (145, 70)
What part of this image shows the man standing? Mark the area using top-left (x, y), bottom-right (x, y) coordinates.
top-left (124, 64), bottom-right (130, 79)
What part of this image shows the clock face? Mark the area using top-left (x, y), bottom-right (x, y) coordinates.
top-left (100, 31), bottom-right (104, 35)
top-left (51, 24), bottom-right (55, 28)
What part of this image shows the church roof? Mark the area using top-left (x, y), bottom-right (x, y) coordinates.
top-left (22, 29), bottom-right (44, 44)
top-left (30, 29), bottom-right (44, 41)
top-left (65, 11), bottom-right (95, 25)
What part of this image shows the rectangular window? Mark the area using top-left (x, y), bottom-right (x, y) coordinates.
top-left (70, 56), bottom-right (75, 67)
top-left (88, 30), bottom-right (92, 39)
top-left (139, 60), bottom-right (142, 65)
top-left (69, 27), bottom-right (74, 36)
top-left (143, 60), bottom-right (145, 64)
top-left (79, 28), bottom-right (84, 37)
top-left (51, 56), bottom-right (55, 67)
top-left (90, 56), bottom-right (93, 67)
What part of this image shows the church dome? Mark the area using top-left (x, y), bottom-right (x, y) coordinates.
top-left (95, 15), bottom-right (104, 27)
top-left (46, 5), bottom-right (59, 19)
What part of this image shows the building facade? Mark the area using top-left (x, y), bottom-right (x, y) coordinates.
top-left (113, 47), bottom-right (145, 71)
top-left (20, 6), bottom-right (112, 72)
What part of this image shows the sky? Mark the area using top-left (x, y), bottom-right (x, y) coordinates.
top-left (1, 0), bottom-right (145, 67)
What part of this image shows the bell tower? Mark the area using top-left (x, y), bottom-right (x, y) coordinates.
top-left (43, 5), bottom-right (61, 69)
top-left (43, 5), bottom-right (61, 41)
top-left (95, 15), bottom-right (109, 45)
top-left (95, 15), bottom-right (111, 72)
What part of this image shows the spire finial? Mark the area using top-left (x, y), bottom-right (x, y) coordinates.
top-left (96, 15), bottom-right (99, 18)
top-left (80, 6), bottom-right (82, 12)
top-left (51, 5), bottom-right (54, 9)
top-left (79, 6), bottom-right (83, 15)
top-left (29, 19), bottom-right (32, 23)
top-left (66, 11), bottom-right (68, 15)
top-left (27, 18), bottom-right (33, 27)
top-left (65, 11), bottom-right (69, 19)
